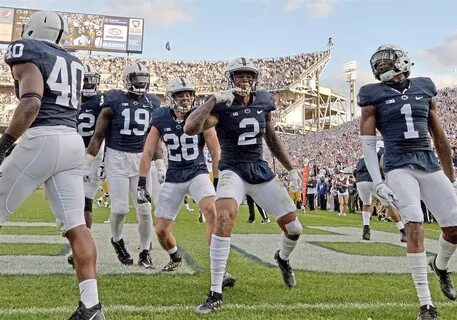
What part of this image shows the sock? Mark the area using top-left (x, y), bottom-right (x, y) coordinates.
top-left (210, 235), bottom-right (231, 294)
top-left (279, 232), bottom-right (299, 261)
top-left (396, 221), bottom-right (405, 230)
top-left (362, 211), bottom-right (371, 226)
top-left (436, 233), bottom-right (457, 270)
top-left (138, 214), bottom-right (153, 252)
top-left (79, 279), bottom-right (99, 308)
top-left (110, 213), bottom-right (126, 242)
top-left (185, 203), bottom-right (191, 210)
top-left (407, 252), bottom-right (433, 307)
top-left (167, 246), bottom-right (181, 260)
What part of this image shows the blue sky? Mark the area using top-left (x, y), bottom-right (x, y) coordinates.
top-left (5, 0), bottom-right (457, 93)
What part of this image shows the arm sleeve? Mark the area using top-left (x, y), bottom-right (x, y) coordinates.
top-left (361, 135), bottom-right (383, 185)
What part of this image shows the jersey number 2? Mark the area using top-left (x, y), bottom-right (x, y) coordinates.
top-left (238, 118), bottom-right (260, 146)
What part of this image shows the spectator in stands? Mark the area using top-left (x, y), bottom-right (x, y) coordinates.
top-left (317, 176), bottom-right (328, 210)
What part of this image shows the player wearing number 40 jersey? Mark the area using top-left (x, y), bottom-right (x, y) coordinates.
top-left (138, 76), bottom-right (221, 273)
top-left (359, 44), bottom-right (457, 320)
top-left (185, 58), bottom-right (303, 314)
top-left (1, 11), bottom-right (104, 320)
top-left (86, 62), bottom-right (162, 269)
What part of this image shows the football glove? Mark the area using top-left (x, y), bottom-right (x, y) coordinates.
top-left (137, 176), bottom-right (151, 204)
top-left (213, 88), bottom-right (240, 107)
top-left (155, 159), bottom-right (166, 184)
top-left (288, 169), bottom-right (302, 189)
top-left (97, 162), bottom-right (106, 180)
top-left (83, 154), bottom-right (95, 183)
top-left (374, 183), bottom-right (398, 209)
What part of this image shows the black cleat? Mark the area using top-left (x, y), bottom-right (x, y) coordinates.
top-left (222, 271), bottom-right (236, 289)
top-left (429, 255), bottom-right (457, 300)
top-left (67, 255), bottom-right (75, 269)
top-left (274, 250), bottom-right (296, 287)
top-left (400, 229), bottom-right (407, 243)
top-left (138, 250), bottom-right (154, 269)
top-left (417, 305), bottom-right (438, 320)
top-left (111, 238), bottom-right (133, 265)
top-left (162, 256), bottom-right (182, 272)
top-left (68, 301), bottom-right (105, 320)
top-left (362, 225), bottom-right (370, 241)
top-left (195, 291), bottom-right (222, 314)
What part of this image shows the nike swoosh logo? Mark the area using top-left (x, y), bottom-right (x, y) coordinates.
top-left (257, 110), bottom-right (263, 114)
top-left (415, 96), bottom-right (424, 100)
top-left (88, 312), bottom-right (99, 320)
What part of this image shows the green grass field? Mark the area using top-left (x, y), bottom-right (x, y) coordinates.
top-left (1, 190), bottom-right (457, 320)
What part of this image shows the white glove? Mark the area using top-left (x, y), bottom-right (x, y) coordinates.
top-left (213, 88), bottom-right (240, 107)
top-left (375, 183), bottom-right (398, 208)
top-left (288, 169), bottom-right (302, 189)
top-left (97, 162), bottom-right (106, 180)
top-left (83, 154), bottom-right (95, 183)
top-left (155, 159), bottom-right (166, 184)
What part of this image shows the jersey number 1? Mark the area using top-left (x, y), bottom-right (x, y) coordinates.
top-left (400, 103), bottom-right (419, 139)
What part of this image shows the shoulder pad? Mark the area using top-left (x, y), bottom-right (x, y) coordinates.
top-left (255, 90), bottom-right (275, 111)
top-left (357, 83), bottom-right (382, 107)
top-left (413, 77), bottom-right (437, 97)
top-left (4, 39), bottom-right (41, 67)
top-left (144, 93), bottom-right (161, 108)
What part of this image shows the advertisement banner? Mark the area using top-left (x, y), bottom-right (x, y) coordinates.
top-left (0, 8), bottom-right (14, 42)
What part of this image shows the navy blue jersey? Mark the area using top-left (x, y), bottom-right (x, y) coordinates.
top-left (100, 90), bottom-right (160, 153)
top-left (358, 77), bottom-right (440, 173)
top-left (78, 94), bottom-right (101, 147)
top-left (151, 107), bottom-right (207, 183)
top-left (212, 90), bottom-right (275, 184)
top-left (5, 39), bottom-right (84, 129)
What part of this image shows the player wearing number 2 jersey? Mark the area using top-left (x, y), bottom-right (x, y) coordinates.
top-left (2, 11), bottom-right (104, 320)
top-left (138, 77), bottom-right (220, 272)
top-left (185, 58), bottom-right (303, 313)
top-left (86, 62), bottom-right (161, 269)
top-left (359, 44), bottom-right (457, 320)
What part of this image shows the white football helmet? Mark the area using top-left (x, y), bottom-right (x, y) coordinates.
top-left (224, 57), bottom-right (259, 96)
top-left (122, 62), bottom-right (150, 95)
top-left (82, 64), bottom-right (100, 97)
top-left (370, 44), bottom-right (412, 82)
top-left (21, 11), bottom-right (68, 46)
top-left (166, 77), bottom-right (195, 113)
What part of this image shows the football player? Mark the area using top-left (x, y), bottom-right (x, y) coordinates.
top-left (137, 77), bottom-right (220, 271)
top-left (2, 11), bottom-right (104, 319)
top-left (86, 62), bottom-right (163, 269)
top-left (185, 58), bottom-right (303, 313)
top-left (354, 143), bottom-right (406, 242)
top-left (359, 44), bottom-right (457, 320)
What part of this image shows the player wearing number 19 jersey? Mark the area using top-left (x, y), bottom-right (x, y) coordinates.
top-left (185, 58), bottom-right (303, 313)
top-left (359, 44), bottom-right (457, 320)
top-left (2, 11), bottom-right (104, 320)
top-left (86, 62), bottom-right (161, 269)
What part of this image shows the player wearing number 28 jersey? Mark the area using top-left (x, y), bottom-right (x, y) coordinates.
top-left (185, 58), bottom-right (303, 313)
top-left (86, 62), bottom-right (161, 269)
top-left (2, 10), bottom-right (104, 319)
top-left (138, 77), bottom-right (220, 272)
top-left (359, 44), bottom-right (457, 320)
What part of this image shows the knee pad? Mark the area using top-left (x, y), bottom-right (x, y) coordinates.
top-left (285, 218), bottom-right (302, 236)
top-left (137, 202), bottom-right (151, 216)
top-left (84, 197), bottom-right (93, 213)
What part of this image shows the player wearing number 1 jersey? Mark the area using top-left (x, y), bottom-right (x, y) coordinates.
top-left (86, 62), bottom-right (161, 269)
top-left (359, 44), bottom-right (457, 320)
top-left (2, 11), bottom-right (104, 320)
top-left (138, 77), bottom-right (220, 272)
top-left (185, 58), bottom-right (303, 313)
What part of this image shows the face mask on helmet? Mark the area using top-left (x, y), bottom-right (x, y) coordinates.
top-left (123, 63), bottom-right (150, 95)
top-left (82, 64), bottom-right (100, 97)
top-left (166, 77), bottom-right (195, 113)
top-left (370, 45), bottom-right (412, 82)
top-left (21, 11), bottom-right (68, 46)
top-left (225, 58), bottom-right (259, 96)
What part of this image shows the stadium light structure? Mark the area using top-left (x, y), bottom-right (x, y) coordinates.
top-left (344, 61), bottom-right (357, 121)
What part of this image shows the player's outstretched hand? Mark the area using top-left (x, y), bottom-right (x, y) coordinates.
top-left (213, 88), bottom-right (241, 107)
